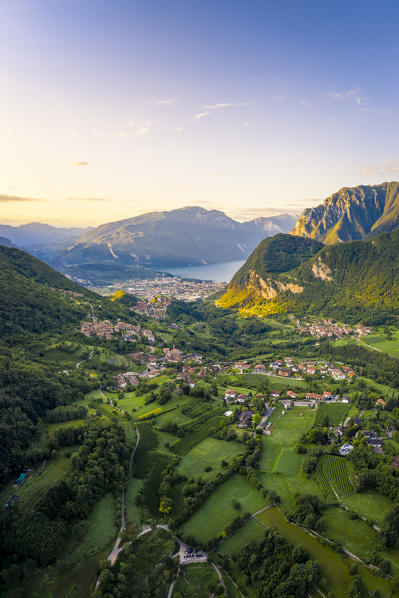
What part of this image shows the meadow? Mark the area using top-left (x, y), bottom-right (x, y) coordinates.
top-left (67, 493), bottom-right (117, 563)
top-left (217, 517), bottom-right (266, 555)
top-left (180, 474), bottom-right (266, 543)
top-left (175, 563), bottom-right (220, 598)
top-left (177, 437), bottom-right (244, 480)
top-left (257, 405), bottom-right (322, 509)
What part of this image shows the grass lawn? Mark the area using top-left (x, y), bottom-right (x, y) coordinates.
top-left (175, 563), bottom-right (220, 598)
top-left (322, 507), bottom-right (378, 560)
top-left (125, 476), bottom-right (144, 526)
top-left (259, 405), bottom-right (314, 471)
top-left (257, 405), bottom-right (322, 510)
top-left (67, 493), bottom-right (117, 563)
top-left (273, 449), bottom-right (302, 476)
top-left (341, 491), bottom-right (393, 527)
top-left (177, 438), bottom-right (244, 481)
top-left (218, 517), bottom-right (265, 556)
top-left (180, 474), bottom-right (266, 544)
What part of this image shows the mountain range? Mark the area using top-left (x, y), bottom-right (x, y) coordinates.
top-left (0, 209), bottom-right (297, 283)
top-left (61, 207), bottom-right (297, 269)
top-left (291, 181), bottom-right (399, 243)
top-left (217, 229), bottom-right (399, 323)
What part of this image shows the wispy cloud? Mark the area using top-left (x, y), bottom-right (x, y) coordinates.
top-left (155, 98), bottom-right (176, 105)
top-left (327, 88), bottom-right (364, 106)
top-left (299, 99), bottom-right (309, 107)
top-left (361, 160), bottom-right (399, 176)
top-left (174, 126), bottom-right (183, 132)
top-left (127, 121), bottom-right (135, 127)
top-left (194, 111), bottom-right (210, 119)
top-left (0, 194), bottom-right (45, 202)
top-left (67, 196), bottom-right (111, 202)
top-left (202, 102), bottom-right (251, 110)
top-left (72, 160), bottom-right (89, 167)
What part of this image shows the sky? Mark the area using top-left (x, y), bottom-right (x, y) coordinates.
top-left (1, 0), bottom-right (399, 226)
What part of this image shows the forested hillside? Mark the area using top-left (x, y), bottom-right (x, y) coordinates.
top-left (218, 228), bottom-right (399, 323)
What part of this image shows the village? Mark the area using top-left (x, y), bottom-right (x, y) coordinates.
top-left (291, 316), bottom-right (373, 339)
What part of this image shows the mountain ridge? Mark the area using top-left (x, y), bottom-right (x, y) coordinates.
top-left (61, 206), bottom-right (297, 269)
top-left (291, 181), bottom-right (399, 244)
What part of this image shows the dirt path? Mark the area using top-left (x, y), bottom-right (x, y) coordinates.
top-left (76, 350), bottom-right (93, 369)
top-left (94, 425), bottom-right (140, 589)
top-left (211, 563), bottom-right (226, 593)
top-left (356, 337), bottom-right (383, 352)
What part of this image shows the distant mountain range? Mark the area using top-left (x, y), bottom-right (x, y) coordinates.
top-left (217, 229), bottom-right (399, 323)
top-left (292, 181), bottom-right (399, 243)
top-left (59, 207), bottom-right (297, 274)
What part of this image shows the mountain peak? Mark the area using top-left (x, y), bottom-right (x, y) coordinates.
top-left (292, 182), bottom-right (399, 244)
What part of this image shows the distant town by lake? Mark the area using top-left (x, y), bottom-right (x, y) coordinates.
top-left (159, 260), bottom-right (245, 282)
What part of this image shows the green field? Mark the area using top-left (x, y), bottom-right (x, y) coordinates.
top-left (341, 491), bottom-right (394, 527)
top-left (314, 454), bottom-right (353, 499)
top-left (67, 493), bottom-right (117, 563)
top-left (361, 331), bottom-right (399, 357)
top-left (180, 474), bottom-right (266, 544)
top-left (125, 476), bottom-right (144, 527)
top-left (314, 402), bottom-right (350, 426)
top-left (218, 517), bottom-right (266, 555)
top-left (256, 506), bottom-right (398, 598)
top-left (177, 437), bottom-right (244, 480)
top-left (323, 507), bottom-right (378, 559)
top-left (175, 563), bottom-right (220, 598)
top-left (258, 405), bottom-right (322, 509)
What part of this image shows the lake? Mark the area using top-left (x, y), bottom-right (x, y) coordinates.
top-left (159, 260), bottom-right (245, 282)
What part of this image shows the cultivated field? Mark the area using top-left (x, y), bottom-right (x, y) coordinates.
top-left (314, 402), bottom-right (350, 426)
top-left (314, 454), bottom-right (353, 499)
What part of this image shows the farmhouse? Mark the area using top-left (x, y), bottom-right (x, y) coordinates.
top-left (238, 410), bottom-right (253, 428)
top-left (236, 394), bottom-right (249, 404)
top-left (224, 389), bottom-right (237, 401)
top-left (286, 390), bottom-right (297, 399)
top-left (276, 367), bottom-right (291, 377)
top-left (271, 390), bottom-right (281, 398)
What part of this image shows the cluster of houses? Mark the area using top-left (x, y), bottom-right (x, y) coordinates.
top-left (80, 318), bottom-right (156, 344)
top-left (115, 372), bottom-right (139, 390)
top-left (131, 296), bottom-right (171, 320)
top-left (233, 357), bottom-right (356, 381)
top-left (293, 317), bottom-right (373, 339)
